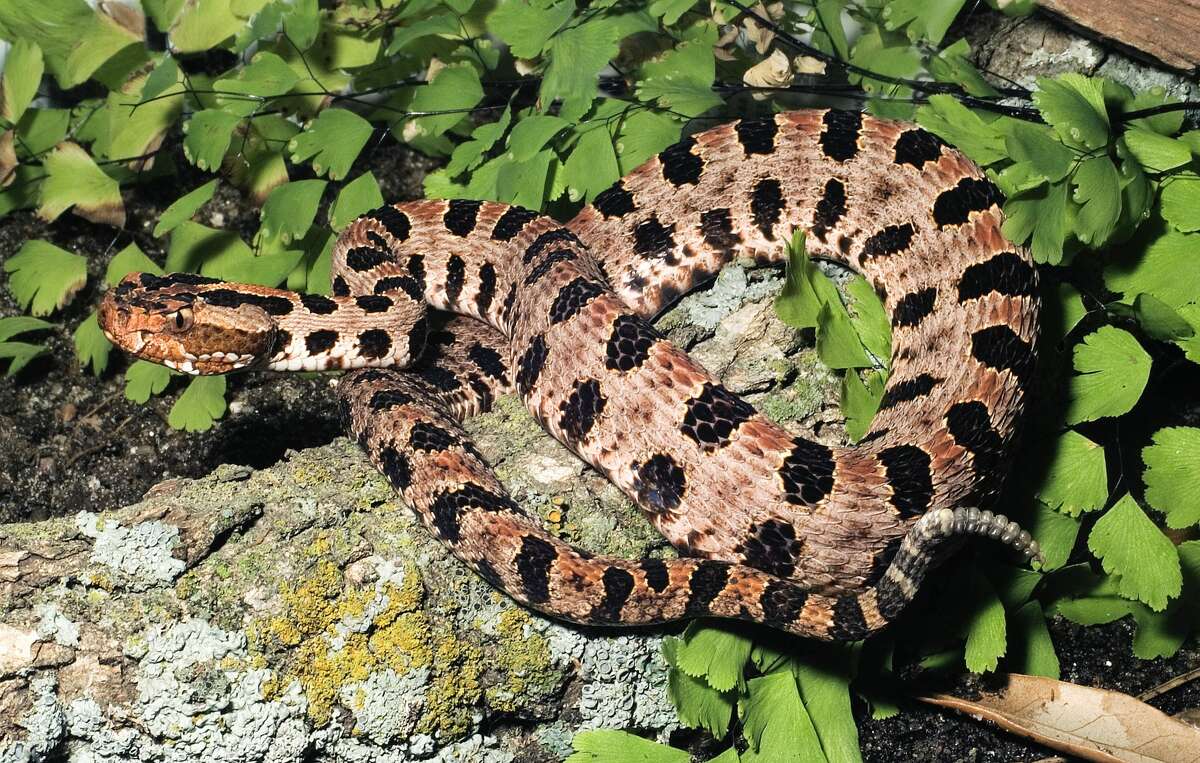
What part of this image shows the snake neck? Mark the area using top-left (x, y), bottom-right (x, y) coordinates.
top-left (250, 291), bottom-right (427, 373)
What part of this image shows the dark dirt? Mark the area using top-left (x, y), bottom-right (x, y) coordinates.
top-left (2, 8), bottom-right (1198, 759)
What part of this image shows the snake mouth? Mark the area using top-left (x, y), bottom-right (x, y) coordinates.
top-left (168, 351), bottom-right (257, 375)
top-left (123, 329), bottom-right (149, 353)
top-left (99, 320), bottom-right (148, 354)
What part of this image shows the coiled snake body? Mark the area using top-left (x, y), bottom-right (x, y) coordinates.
top-left (100, 110), bottom-right (1040, 641)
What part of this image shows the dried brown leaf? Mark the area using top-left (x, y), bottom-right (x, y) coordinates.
top-left (100, 0), bottom-right (146, 39)
top-left (743, 49), bottom-right (794, 100)
top-left (918, 673), bottom-right (1200, 763)
top-left (0, 130), bottom-right (17, 187)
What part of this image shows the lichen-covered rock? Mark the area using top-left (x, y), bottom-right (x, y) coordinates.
top-left (0, 260), bottom-right (837, 762)
top-left (968, 12), bottom-right (1197, 100)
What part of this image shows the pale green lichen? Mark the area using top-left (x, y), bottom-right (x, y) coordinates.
top-left (76, 512), bottom-right (186, 591)
top-left (4, 675), bottom-right (66, 762)
top-left (543, 623), bottom-right (676, 738)
top-left (340, 667), bottom-right (429, 744)
top-left (675, 264), bottom-right (784, 331)
top-left (34, 603), bottom-right (79, 647)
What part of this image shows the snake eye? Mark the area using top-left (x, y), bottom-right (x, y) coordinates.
top-left (167, 306), bottom-right (194, 332)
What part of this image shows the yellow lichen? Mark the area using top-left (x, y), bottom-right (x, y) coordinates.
top-left (248, 556), bottom-right (473, 728)
top-left (175, 574), bottom-right (196, 601)
top-left (417, 632), bottom-right (482, 738)
top-left (85, 570), bottom-right (115, 592)
top-left (290, 461), bottom-right (335, 490)
top-left (304, 534), bottom-right (333, 561)
top-left (260, 673), bottom-right (280, 700)
top-left (485, 608), bottom-right (560, 712)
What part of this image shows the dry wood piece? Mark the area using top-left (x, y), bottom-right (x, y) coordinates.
top-left (918, 673), bottom-right (1200, 763)
top-left (1037, 0), bottom-right (1200, 74)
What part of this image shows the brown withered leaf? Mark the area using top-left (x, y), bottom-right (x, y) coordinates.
top-left (918, 673), bottom-right (1200, 763)
top-left (100, 0), bottom-right (146, 39)
top-left (0, 129), bottom-right (17, 187)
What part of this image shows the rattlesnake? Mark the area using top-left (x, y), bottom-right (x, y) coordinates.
top-left (99, 110), bottom-right (1041, 641)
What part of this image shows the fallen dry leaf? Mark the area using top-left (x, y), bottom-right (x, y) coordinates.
top-left (0, 129), bottom-right (16, 187)
top-left (743, 49), bottom-right (794, 100)
top-left (918, 673), bottom-right (1200, 763)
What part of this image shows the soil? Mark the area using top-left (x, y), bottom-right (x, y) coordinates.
top-left (2, 9), bottom-right (1198, 759)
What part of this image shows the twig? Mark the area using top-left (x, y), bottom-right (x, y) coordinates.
top-left (65, 413), bottom-right (137, 468)
top-left (1138, 667), bottom-right (1200, 703)
top-left (77, 391), bottom-right (120, 423)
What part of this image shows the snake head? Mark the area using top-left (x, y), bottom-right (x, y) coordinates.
top-left (99, 272), bottom-right (279, 375)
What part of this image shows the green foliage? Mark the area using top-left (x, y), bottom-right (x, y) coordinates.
top-left (0, 316), bottom-right (52, 375)
top-left (39, 141), bottom-right (125, 226)
top-left (1047, 563), bottom-right (1193, 660)
top-left (5, 241), bottom-right (87, 316)
top-left (1032, 74), bottom-right (1109, 151)
top-left (776, 232), bottom-right (890, 437)
top-left (1006, 601), bottom-right (1060, 678)
top-left (566, 730), bottom-right (688, 763)
top-left (636, 28), bottom-right (724, 118)
top-left (1066, 326), bottom-right (1151, 424)
top-left (919, 76), bottom-right (1198, 265)
top-left (168, 375), bottom-right (228, 432)
top-left (260, 179), bottom-right (327, 245)
top-left (963, 571), bottom-right (1007, 673)
top-left (488, 0), bottom-right (574, 59)
top-left (792, 647), bottom-right (861, 762)
top-left (665, 644), bottom-right (735, 737)
top-left (329, 172), bottom-right (384, 231)
top-left (183, 110), bottom-right (242, 172)
top-left (1088, 495), bottom-right (1182, 611)
top-left (5, 1), bottom-right (1199, 758)
top-left (1142, 427), bottom-right (1200, 529)
top-left (1035, 431), bottom-right (1108, 517)
top-left (659, 625), bottom-right (861, 762)
top-left (1, 39), bottom-right (43, 126)
top-left (73, 313), bottom-right (112, 376)
top-left (154, 180), bottom-right (218, 236)
top-left (405, 63), bottom-right (484, 141)
top-left (1020, 503), bottom-right (1079, 574)
top-left (124, 360), bottom-right (173, 404)
top-left (741, 670), bottom-right (826, 761)
top-left (289, 108), bottom-right (373, 180)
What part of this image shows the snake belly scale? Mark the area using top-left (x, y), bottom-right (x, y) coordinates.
top-left (99, 109), bottom-right (1041, 641)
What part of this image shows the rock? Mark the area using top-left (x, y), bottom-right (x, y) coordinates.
top-left (0, 267), bottom-right (838, 762)
top-left (969, 11), bottom-right (1198, 100)
top-left (1037, 0), bottom-right (1200, 75)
